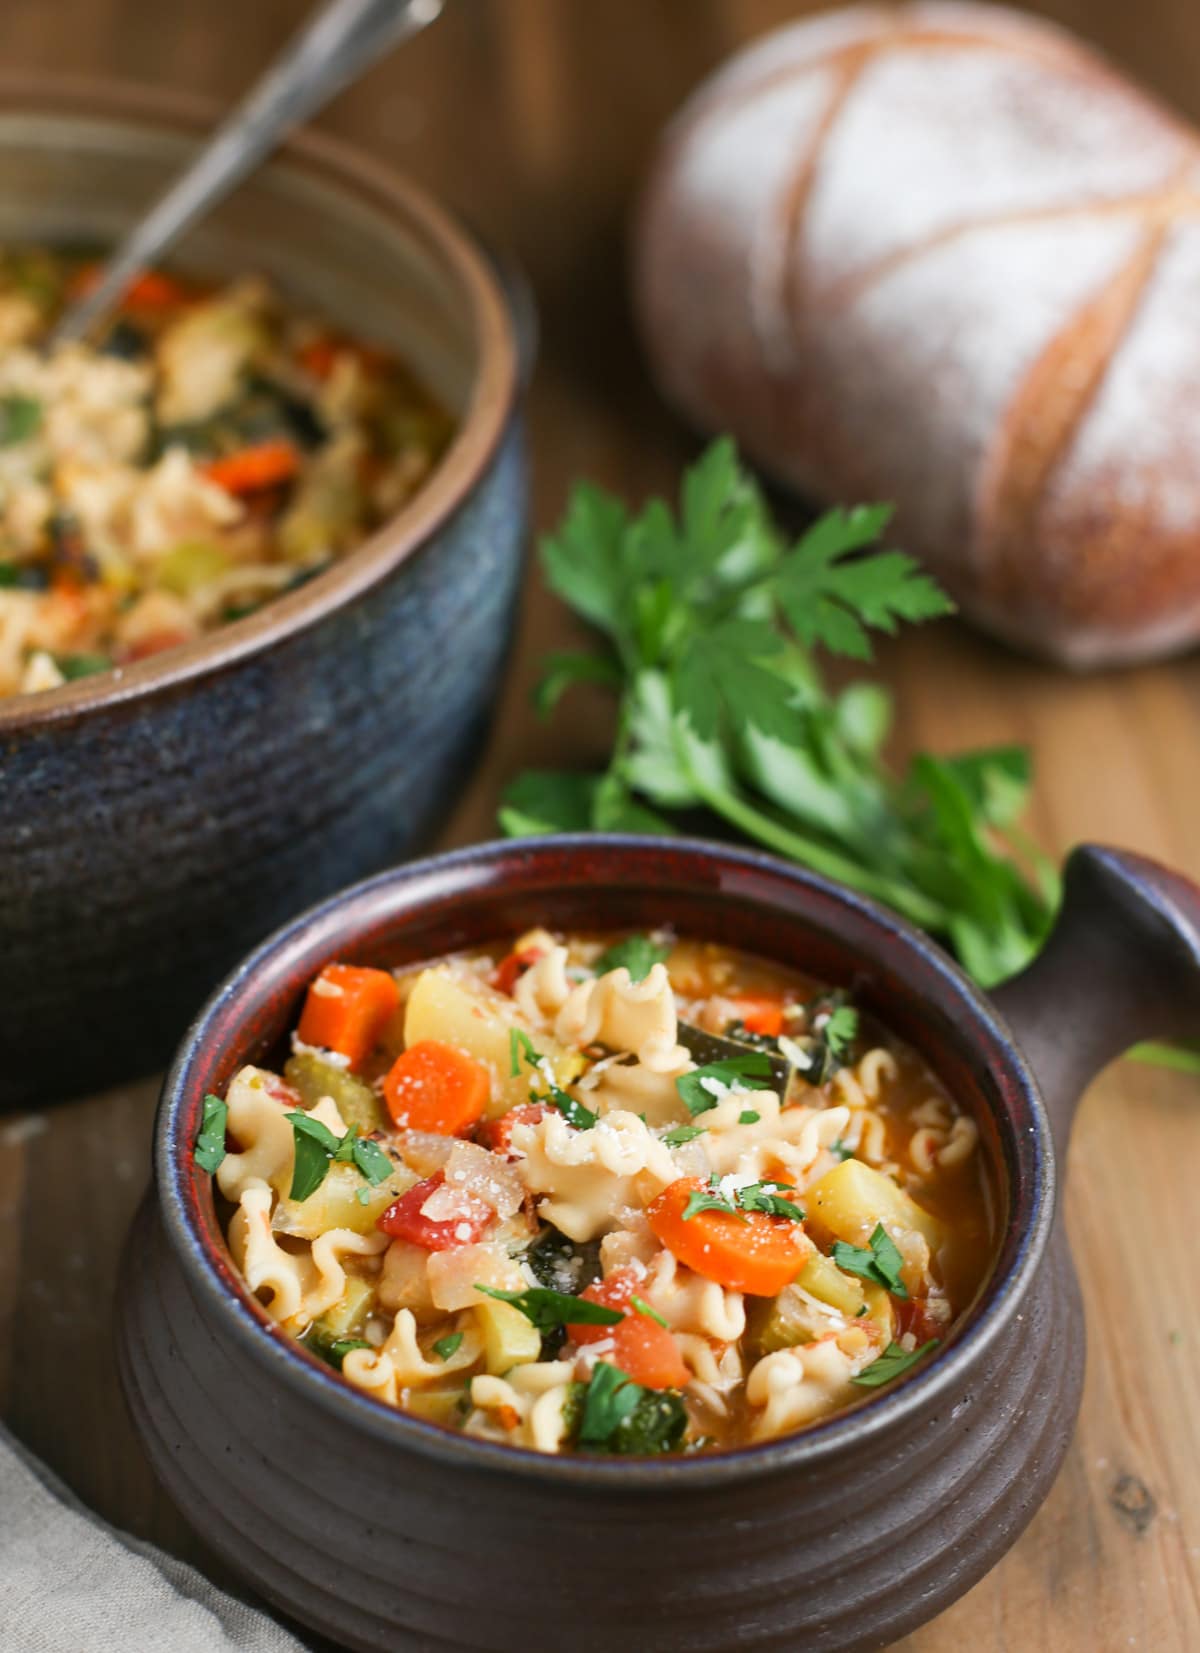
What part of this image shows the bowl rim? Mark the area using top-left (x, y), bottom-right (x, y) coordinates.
top-left (153, 832), bottom-right (1056, 1490)
top-left (0, 73), bottom-right (519, 733)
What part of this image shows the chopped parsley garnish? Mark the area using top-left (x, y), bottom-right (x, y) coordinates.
top-left (572, 1363), bottom-right (688, 1454)
top-left (302, 1327), bottom-right (372, 1371)
top-left (738, 1109), bottom-right (761, 1125)
top-left (661, 1123), bottom-right (706, 1147)
top-left (830, 1138), bottom-right (854, 1162)
top-left (591, 935), bottom-right (671, 982)
top-left (676, 1051), bottom-right (773, 1118)
top-left (578, 1361), bottom-right (641, 1444)
top-left (509, 1027), bottom-right (541, 1078)
top-left (851, 1339), bottom-right (939, 1387)
top-left (544, 1083), bottom-right (598, 1131)
top-left (433, 1332), bottom-right (464, 1362)
top-left (54, 652), bottom-right (113, 681)
top-left (831, 1223), bottom-right (909, 1299)
top-left (474, 1284), bottom-right (621, 1334)
top-left (781, 997), bottom-right (861, 1085)
top-left (0, 393), bottom-right (41, 446)
top-left (681, 1176), bottom-right (805, 1223)
top-left (193, 1093), bottom-right (228, 1175)
top-left (284, 1112), bottom-right (393, 1202)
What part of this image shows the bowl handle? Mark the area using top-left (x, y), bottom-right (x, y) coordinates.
top-left (990, 844), bottom-right (1200, 1153)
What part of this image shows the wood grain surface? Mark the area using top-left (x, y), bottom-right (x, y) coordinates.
top-left (1, 3), bottom-right (1198, 1649)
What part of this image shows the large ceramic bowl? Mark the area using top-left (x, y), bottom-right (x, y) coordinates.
top-left (117, 834), bottom-right (1200, 1652)
top-left (0, 79), bottom-right (524, 1107)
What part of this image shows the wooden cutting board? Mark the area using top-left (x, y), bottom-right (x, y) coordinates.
top-left (1, 2), bottom-right (1197, 1648)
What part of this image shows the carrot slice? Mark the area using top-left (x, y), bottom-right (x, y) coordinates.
top-left (567, 1266), bottom-right (641, 1346)
top-left (383, 1040), bottom-right (490, 1135)
top-left (611, 1314), bottom-right (690, 1391)
top-left (296, 963), bottom-right (400, 1071)
top-left (647, 1177), bottom-right (811, 1297)
top-left (70, 263), bottom-right (191, 310)
top-left (203, 439), bottom-right (300, 496)
top-left (730, 996), bottom-right (786, 1038)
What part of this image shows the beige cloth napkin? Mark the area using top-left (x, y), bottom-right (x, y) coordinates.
top-left (0, 1422), bottom-right (308, 1652)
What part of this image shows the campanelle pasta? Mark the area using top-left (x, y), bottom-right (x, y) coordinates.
top-left (195, 931), bottom-right (993, 1456)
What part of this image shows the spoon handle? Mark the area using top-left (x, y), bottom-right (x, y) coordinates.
top-left (53, 0), bottom-right (443, 345)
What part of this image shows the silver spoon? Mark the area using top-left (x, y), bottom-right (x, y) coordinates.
top-left (52, 0), bottom-right (444, 346)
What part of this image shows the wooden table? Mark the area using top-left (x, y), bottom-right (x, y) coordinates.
top-left (3, 2), bottom-right (1199, 1648)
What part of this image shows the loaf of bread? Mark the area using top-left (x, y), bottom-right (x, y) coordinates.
top-left (634, 2), bottom-right (1200, 667)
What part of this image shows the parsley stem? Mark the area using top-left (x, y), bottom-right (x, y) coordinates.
top-left (683, 764), bottom-right (949, 932)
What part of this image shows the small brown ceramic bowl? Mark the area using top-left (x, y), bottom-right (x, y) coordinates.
top-left (117, 834), bottom-right (1200, 1652)
top-left (0, 79), bottom-right (524, 1108)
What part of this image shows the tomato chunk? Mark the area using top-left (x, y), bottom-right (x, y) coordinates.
top-left (376, 1172), bottom-right (493, 1250)
top-left (492, 947), bottom-right (545, 996)
top-left (478, 1103), bottom-right (548, 1157)
top-left (567, 1266), bottom-right (641, 1345)
top-left (611, 1314), bottom-right (690, 1391)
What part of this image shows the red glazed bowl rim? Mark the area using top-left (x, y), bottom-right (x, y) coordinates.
top-left (153, 834), bottom-right (1056, 1489)
top-left (0, 74), bottom-right (519, 733)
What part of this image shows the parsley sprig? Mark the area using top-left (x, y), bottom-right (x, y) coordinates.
top-left (592, 934), bottom-right (670, 982)
top-left (852, 1339), bottom-right (939, 1387)
top-left (193, 1093), bottom-right (228, 1175)
top-left (475, 1284), bottom-right (622, 1334)
top-left (676, 1051), bottom-right (773, 1118)
top-left (499, 439), bottom-right (1060, 990)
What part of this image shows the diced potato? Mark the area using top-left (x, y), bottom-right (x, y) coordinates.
top-left (403, 967), bottom-right (579, 1120)
top-left (805, 1159), bottom-right (945, 1253)
top-left (156, 539), bottom-right (230, 596)
top-left (404, 1386), bottom-right (468, 1427)
top-left (795, 1249), bottom-right (866, 1318)
top-left (284, 1050), bottom-right (388, 1133)
top-left (272, 1160), bottom-right (415, 1239)
top-left (474, 1298), bottom-right (541, 1374)
top-left (426, 1242), bottom-right (524, 1312)
top-left (315, 1276), bottom-right (376, 1339)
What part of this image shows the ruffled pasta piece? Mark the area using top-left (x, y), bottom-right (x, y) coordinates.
top-left (910, 1113), bottom-right (979, 1174)
top-left (832, 1048), bottom-right (899, 1111)
top-left (511, 1110), bottom-right (677, 1241)
top-left (641, 1249), bottom-right (746, 1343)
top-left (746, 1338), bottom-right (869, 1440)
top-left (581, 1055), bottom-right (689, 1128)
top-left (702, 1095), bottom-right (851, 1187)
top-left (466, 1361), bottom-right (576, 1451)
top-left (342, 1308), bottom-right (481, 1405)
top-left (553, 963), bottom-right (689, 1074)
top-left (229, 1182), bottom-right (387, 1329)
top-left (215, 1065), bottom-right (298, 1202)
top-left (512, 945), bottom-right (574, 1026)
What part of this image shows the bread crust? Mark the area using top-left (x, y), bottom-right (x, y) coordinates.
top-left (634, 1), bottom-right (1200, 666)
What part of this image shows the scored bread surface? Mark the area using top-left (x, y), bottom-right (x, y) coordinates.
top-left (636, 1), bottom-right (1200, 664)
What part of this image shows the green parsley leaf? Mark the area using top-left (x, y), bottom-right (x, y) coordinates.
top-left (509, 1027), bottom-right (541, 1078)
top-left (831, 1223), bottom-right (910, 1299)
top-left (676, 1052), bottom-right (773, 1117)
top-left (604, 1387), bottom-right (688, 1455)
top-left (830, 1138), bottom-right (854, 1162)
top-left (500, 440), bottom-right (1061, 994)
top-left (823, 1005), bottom-right (859, 1064)
top-left (851, 1339), bottom-right (939, 1387)
top-left (0, 393), bottom-right (41, 447)
top-left (738, 1109), bottom-right (761, 1125)
top-left (302, 1328), bottom-right (371, 1372)
top-left (474, 1284), bottom-right (621, 1335)
top-left (544, 1084), bottom-right (598, 1131)
top-left (578, 1361), bottom-right (644, 1445)
top-left (661, 1123), bottom-right (706, 1147)
top-left (591, 934), bottom-right (671, 982)
top-left (631, 1294), bottom-right (668, 1328)
top-left (193, 1093), bottom-right (228, 1175)
top-left (736, 1182), bottom-right (805, 1221)
top-left (350, 1137), bottom-right (392, 1186)
top-left (433, 1332), bottom-right (464, 1361)
top-left (682, 1185), bottom-right (742, 1222)
top-left (54, 652), bottom-right (113, 681)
